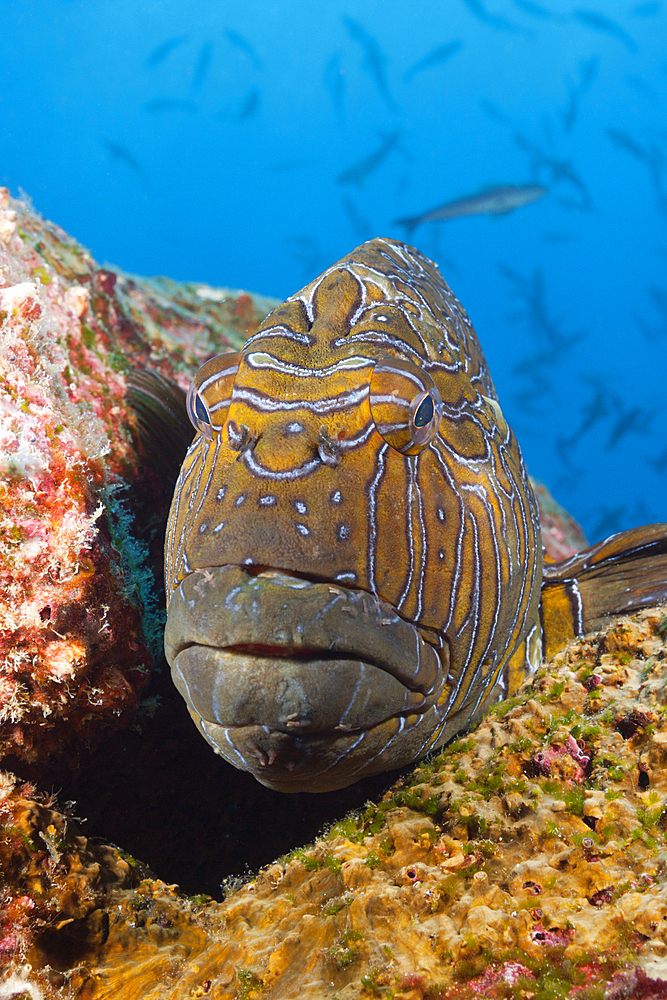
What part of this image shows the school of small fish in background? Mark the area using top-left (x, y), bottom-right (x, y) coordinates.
top-left (102, 0), bottom-right (666, 541)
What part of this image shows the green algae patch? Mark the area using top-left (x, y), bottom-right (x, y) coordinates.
top-left (235, 969), bottom-right (264, 999)
top-left (392, 788), bottom-right (440, 816)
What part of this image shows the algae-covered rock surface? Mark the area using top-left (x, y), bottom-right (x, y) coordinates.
top-left (1, 604), bottom-right (664, 999)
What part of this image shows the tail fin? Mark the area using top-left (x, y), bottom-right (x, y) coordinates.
top-left (540, 523), bottom-right (667, 660)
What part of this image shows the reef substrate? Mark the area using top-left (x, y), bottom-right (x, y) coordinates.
top-left (1, 604), bottom-right (665, 999)
top-left (0, 189), bottom-right (276, 763)
top-left (2, 192), bottom-right (664, 999)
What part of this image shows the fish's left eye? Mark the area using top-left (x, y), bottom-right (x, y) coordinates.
top-left (185, 351), bottom-right (243, 441)
top-left (414, 393), bottom-right (434, 428)
top-left (370, 357), bottom-right (442, 455)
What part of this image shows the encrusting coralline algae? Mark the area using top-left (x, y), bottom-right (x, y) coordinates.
top-left (0, 188), bottom-right (273, 762)
top-left (0, 607), bottom-right (665, 998)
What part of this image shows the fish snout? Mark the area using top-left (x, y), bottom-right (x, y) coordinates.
top-left (232, 414), bottom-right (346, 470)
top-left (164, 566), bottom-right (451, 791)
top-left (180, 412), bottom-right (372, 584)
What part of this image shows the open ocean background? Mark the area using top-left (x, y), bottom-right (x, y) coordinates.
top-left (2, 0), bottom-right (665, 542)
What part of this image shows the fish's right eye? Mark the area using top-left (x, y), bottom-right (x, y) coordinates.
top-left (186, 351), bottom-right (243, 441)
top-left (186, 383), bottom-right (214, 440)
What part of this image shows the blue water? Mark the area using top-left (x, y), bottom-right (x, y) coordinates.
top-left (2, 0), bottom-right (665, 541)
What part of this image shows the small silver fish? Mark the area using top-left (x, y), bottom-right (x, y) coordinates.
top-left (337, 130), bottom-right (401, 186)
top-left (395, 184), bottom-right (547, 234)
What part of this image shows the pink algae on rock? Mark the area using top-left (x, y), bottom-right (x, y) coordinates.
top-left (533, 480), bottom-right (588, 561)
top-left (0, 189), bottom-right (277, 762)
top-left (532, 733), bottom-right (591, 783)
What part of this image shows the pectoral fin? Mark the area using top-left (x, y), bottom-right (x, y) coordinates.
top-left (540, 523), bottom-right (667, 659)
top-left (126, 368), bottom-right (193, 494)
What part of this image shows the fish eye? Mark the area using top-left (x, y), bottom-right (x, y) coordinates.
top-left (194, 394), bottom-right (208, 425)
top-left (186, 383), bottom-right (214, 440)
top-left (413, 393), bottom-right (434, 428)
top-left (410, 389), bottom-right (441, 448)
top-left (369, 357), bottom-right (442, 455)
top-left (185, 351), bottom-right (244, 441)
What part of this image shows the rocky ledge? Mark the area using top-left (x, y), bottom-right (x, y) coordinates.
top-left (0, 605), bottom-right (663, 999)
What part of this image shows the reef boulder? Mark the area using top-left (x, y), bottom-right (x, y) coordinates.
top-left (0, 189), bottom-right (276, 763)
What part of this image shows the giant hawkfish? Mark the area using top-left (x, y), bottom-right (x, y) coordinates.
top-left (130, 238), bottom-right (667, 793)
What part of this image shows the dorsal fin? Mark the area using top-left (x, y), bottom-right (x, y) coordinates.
top-left (125, 369), bottom-right (193, 495)
top-left (540, 523), bottom-right (667, 659)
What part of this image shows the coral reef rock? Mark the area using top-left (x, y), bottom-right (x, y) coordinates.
top-left (0, 189), bottom-right (276, 762)
top-left (0, 604), bottom-right (665, 999)
top-left (532, 479), bottom-right (588, 561)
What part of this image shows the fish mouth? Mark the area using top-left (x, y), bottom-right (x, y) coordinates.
top-left (164, 565), bottom-right (450, 792)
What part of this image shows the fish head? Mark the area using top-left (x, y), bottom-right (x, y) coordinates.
top-left (164, 238), bottom-right (542, 792)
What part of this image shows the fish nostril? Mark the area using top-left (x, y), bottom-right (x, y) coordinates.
top-left (317, 425), bottom-right (342, 467)
top-left (227, 420), bottom-right (258, 451)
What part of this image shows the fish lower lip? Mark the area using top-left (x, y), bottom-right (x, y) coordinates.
top-left (171, 645), bottom-right (427, 734)
top-left (189, 714), bottom-right (444, 794)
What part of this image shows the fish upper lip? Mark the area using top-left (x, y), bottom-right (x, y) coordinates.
top-left (181, 637), bottom-right (415, 681)
top-left (165, 564), bottom-right (448, 697)
top-left (222, 641), bottom-right (311, 657)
